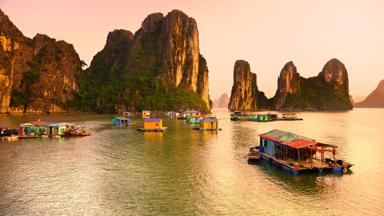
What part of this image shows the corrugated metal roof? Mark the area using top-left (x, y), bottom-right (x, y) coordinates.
top-left (113, 117), bottom-right (129, 120)
top-left (200, 118), bottom-right (216, 122)
top-left (144, 118), bottom-right (161, 122)
top-left (259, 129), bottom-right (316, 148)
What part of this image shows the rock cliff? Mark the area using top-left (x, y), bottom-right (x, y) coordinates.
top-left (228, 58), bottom-right (353, 111)
top-left (80, 9), bottom-right (211, 112)
top-left (355, 80), bottom-right (384, 108)
top-left (276, 58), bottom-right (352, 110)
top-left (273, 61), bottom-right (301, 110)
top-left (228, 60), bottom-right (258, 111)
top-left (0, 9), bottom-right (82, 114)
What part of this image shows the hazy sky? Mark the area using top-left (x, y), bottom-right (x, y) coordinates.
top-left (1, 0), bottom-right (384, 100)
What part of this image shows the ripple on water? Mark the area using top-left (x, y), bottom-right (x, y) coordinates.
top-left (0, 110), bottom-right (384, 215)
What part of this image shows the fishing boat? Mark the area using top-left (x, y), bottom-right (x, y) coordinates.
top-left (279, 113), bottom-right (303, 121)
top-left (247, 146), bottom-right (260, 161)
top-left (0, 126), bottom-right (18, 141)
top-left (64, 126), bottom-right (91, 137)
top-left (248, 129), bottom-right (353, 175)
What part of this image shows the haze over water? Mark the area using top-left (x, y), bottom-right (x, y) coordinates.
top-left (0, 108), bottom-right (383, 215)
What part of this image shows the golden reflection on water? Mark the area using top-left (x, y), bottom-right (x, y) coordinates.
top-left (0, 109), bottom-right (384, 215)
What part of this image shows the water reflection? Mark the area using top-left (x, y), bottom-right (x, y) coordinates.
top-left (0, 109), bottom-right (384, 215)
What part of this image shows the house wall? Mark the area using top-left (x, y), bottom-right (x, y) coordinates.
top-left (144, 121), bottom-right (162, 129)
top-left (261, 138), bottom-right (277, 156)
top-left (201, 121), bottom-right (217, 129)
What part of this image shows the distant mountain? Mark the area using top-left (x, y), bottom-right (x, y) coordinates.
top-left (355, 80), bottom-right (384, 108)
top-left (352, 95), bottom-right (365, 103)
top-left (213, 93), bottom-right (229, 108)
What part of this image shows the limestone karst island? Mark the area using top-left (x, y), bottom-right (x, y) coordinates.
top-left (0, 2), bottom-right (384, 215)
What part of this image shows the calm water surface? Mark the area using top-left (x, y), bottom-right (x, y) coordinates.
top-left (0, 108), bottom-right (383, 215)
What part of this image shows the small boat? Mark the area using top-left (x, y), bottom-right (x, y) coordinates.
top-left (279, 113), bottom-right (303, 121)
top-left (64, 126), bottom-right (91, 137)
top-left (0, 126), bottom-right (18, 140)
top-left (247, 146), bottom-right (260, 161)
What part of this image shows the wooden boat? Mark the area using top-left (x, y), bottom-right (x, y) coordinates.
top-left (250, 129), bottom-right (353, 175)
top-left (247, 146), bottom-right (261, 161)
top-left (279, 113), bottom-right (303, 121)
top-left (0, 126), bottom-right (18, 140)
top-left (64, 126), bottom-right (91, 137)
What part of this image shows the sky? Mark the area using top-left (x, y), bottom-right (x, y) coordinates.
top-left (1, 0), bottom-right (384, 101)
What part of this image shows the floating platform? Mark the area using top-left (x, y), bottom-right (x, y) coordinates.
top-left (259, 152), bottom-right (352, 175)
top-left (192, 127), bottom-right (222, 131)
top-left (0, 135), bottom-right (18, 141)
top-left (18, 135), bottom-right (39, 139)
top-left (138, 127), bottom-right (167, 132)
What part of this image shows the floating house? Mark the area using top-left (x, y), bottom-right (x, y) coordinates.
top-left (230, 112), bottom-right (257, 121)
top-left (179, 110), bottom-right (201, 119)
top-left (18, 121), bottom-right (68, 138)
top-left (165, 111), bottom-right (180, 119)
top-left (142, 111), bottom-right (151, 119)
top-left (138, 118), bottom-right (167, 132)
top-left (112, 117), bottom-right (133, 126)
top-left (255, 114), bottom-right (269, 122)
top-left (254, 129), bottom-right (352, 175)
top-left (123, 112), bottom-right (134, 117)
top-left (187, 117), bottom-right (202, 129)
top-left (199, 117), bottom-right (221, 131)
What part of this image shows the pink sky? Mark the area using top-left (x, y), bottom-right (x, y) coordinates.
top-left (1, 0), bottom-right (384, 100)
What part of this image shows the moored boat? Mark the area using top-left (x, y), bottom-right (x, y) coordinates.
top-left (247, 146), bottom-right (260, 161)
top-left (64, 126), bottom-right (91, 137)
top-left (0, 126), bottom-right (18, 141)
